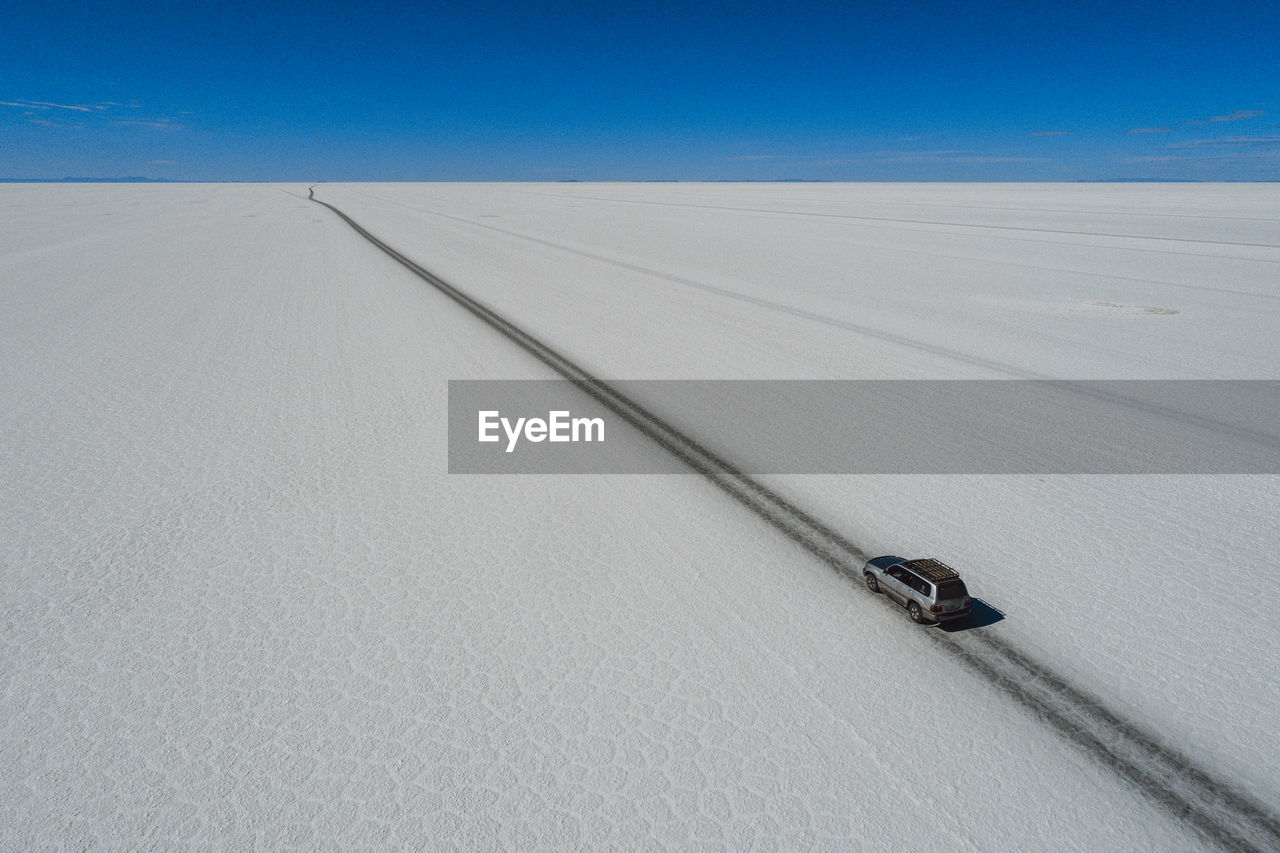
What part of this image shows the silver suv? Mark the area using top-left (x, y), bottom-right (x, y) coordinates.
top-left (864, 556), bottom-right (971, 624)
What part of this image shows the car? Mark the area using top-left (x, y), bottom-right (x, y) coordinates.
top-left (863, 555), bottom-right (971, 624)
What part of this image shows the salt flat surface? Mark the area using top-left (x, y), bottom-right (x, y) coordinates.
top-left (3, 182), bottom-right (1278, 849)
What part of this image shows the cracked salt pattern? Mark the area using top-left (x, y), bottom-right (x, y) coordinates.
top-left (321, 181), bottom-right (1280, 807)
top-left (3, 183), bottom-right (1276, 849)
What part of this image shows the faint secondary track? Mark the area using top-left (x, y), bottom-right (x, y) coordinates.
top-left (516, 189), bottom-right (1280, 254)
top-left (309, 187), bottom-right (1280, 853)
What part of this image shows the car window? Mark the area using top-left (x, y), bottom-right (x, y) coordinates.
top-left (936, 580), bottom-right (968, 600)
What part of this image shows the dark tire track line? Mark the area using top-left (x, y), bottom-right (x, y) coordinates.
top-left (309, 187), bottom-right (1280, 853)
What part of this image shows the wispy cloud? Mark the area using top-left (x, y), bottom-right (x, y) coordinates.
top-left (941, 155), bottom-right (1042, 164)
top-left (1167, 135), bottom-right (1280, 149)
top-left (875, 149), bottom-right (962, 160)
top-left (1208, 109), bottom-right (1264, 123)
top-left (722, 154), bottom-right (784, 161)
top-left (1127, 126), bottom-right (1172, 134)
top-left (802, 150), bottom-right (1042, 167)
top-left (1182, 109), bottom-right (1266, 126)
top-left (1027, 131), bottom-right (1070, 137)
top-left (1128, 134), bottom-right (1280, 171)
top-left (26, 117), bottom-right (85, 128)
top-left (112, 117), bottom-right (184, 130)
top-left (0, 98), bottom-right (95, 112)
top-left (879, 151), bottom-right (1039, 164)
top-left (4, 98), bottom-right (187, 131)
top-left (795, 150), bottom-right (958, 166)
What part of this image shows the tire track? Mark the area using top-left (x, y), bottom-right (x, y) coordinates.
top-left (515, 189), bottom-right (1280, 254)
top-left (343, 188), bottom-right (1280, 453)
top-left (353, 187), bottom-right (1280, 303)
top-left (308, 187), bottom-right (1280, 853)
top-left (527, 187), bottom-right (1280, 224)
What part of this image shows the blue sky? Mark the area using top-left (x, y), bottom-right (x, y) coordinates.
top-left (2, 0), bottom-right (1277, 180)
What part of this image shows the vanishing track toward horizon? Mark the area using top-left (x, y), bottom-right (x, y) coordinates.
top-left (309, 186), bottom-right (1280, 853)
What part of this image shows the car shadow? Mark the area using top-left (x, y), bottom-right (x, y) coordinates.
top-left (939, 598), bottom-right (1005, 631)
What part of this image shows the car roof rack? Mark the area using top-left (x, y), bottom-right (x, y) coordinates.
top-left (902, 558), bottom-right (960, 582)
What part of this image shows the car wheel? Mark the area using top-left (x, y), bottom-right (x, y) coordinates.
top-left (865, 573), bottom-right (879, 593)
top-left (908, 601), bottom-right (925, 623)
